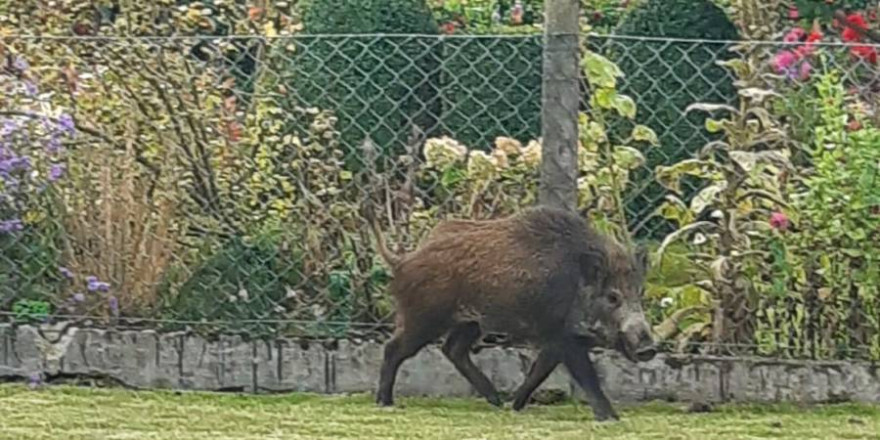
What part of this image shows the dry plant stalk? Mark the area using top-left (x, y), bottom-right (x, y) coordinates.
top-left (59, 121), bottom-right (183, 315)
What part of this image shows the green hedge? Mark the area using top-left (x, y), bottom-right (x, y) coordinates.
top-left (289, 0), bottom-right (440, 166)
top-left (438, 33), bottom-right (542, 150)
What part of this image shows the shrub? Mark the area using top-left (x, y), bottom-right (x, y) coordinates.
top-left (654, 48), bottom-right (793, 354)
top-left (608, 0), bottom-right (740, 237)
top-left (159, 230), bottom-right (304, 337)
top-left (293, 0), bottom-right (440, 165)
top-left (761, 72), bottom-right (880, 360)
top-left (438, 28), bottom-right (542, 150)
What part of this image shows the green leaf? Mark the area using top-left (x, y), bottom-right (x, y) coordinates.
top-left (440, 167), bottom-right (465, 188)
top-left (654, 196), bottom-right (694, 226)
top-left (686, 103), bottom-right (739, 115)
top-left (705, 118), bottom-right (723, 133)
top-left (593, 87), bottom-right (615, 110)
top-left (655, 159), bottom-right (717, 193)
top-left (631, 125), bottom-right (659, 146)
top-left (690, 183), bottom-right (726, 214)
top-left (585, 121), bottom-right (607, 145)
top-left (612, 145), bottom-right (645, 169)
top-left (611, 94), bottom-right (636, 119)
top-left (738, 87), bottom-right (782, 103)
top-left (656, 221), bottom-right (720, 263)
top-left (582, 51), bottom-right (623, 89)
top-left (729, 150), bottom-right (792, 173)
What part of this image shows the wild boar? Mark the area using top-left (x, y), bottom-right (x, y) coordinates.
top-left (366, 205), bottom-right (656, 421)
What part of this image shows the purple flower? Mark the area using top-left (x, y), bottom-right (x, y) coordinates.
top-left (59, 267), bottom-right (74, 279)
top-left (11, 56), bottom-right (29, 73)
top-left (108, 296), bottom-right (119, 316)
top-left (1, 156), bottom-right (31, 173)
top-left (23, 81), bottom-right (37, 96)
top-left (57, 114), bottom-right (75, 135)
top-left (0, 218), bottom-right (24, 233)
top-left (46, 136), bottom-right (63, 154)
top-left (1, 119), bottom-right (19, 137)
top-left (72, 293), bottom-right (85, 303)
top-left (87, 276), bottom-right (110, 292)
top-left (48, 163), bottom-right (66, 182)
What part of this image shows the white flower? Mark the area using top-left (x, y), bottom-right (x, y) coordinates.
top-left (660, 297), bottom-right (674, 308)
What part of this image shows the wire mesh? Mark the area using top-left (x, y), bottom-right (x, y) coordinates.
top-left (1, 33), bottom-right (879, 360)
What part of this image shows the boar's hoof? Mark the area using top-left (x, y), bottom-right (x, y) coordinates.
top-left (593, 410), bottom-right (620, 422)
top-left (487, 394), bottom-right (504, 408)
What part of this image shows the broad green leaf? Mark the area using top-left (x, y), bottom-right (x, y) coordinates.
top-left (584, 121), bottom-right (607, 145)
top-left (654, 196), bottom-right (694, 226)
top-left (656, 221), bottom-right (720, 263)
top-left (690, 183), bottom-right (726, 214)
top-left (729, 150), bottom-right (792, 172)
top-left (631, 125), bottom-right (659, 146)
top-left (582, 51), bottom-right (623, 89)
top-left (593, 87), bottom-right (615, 110)
top-left (717, 58), bottom-right (749, 77)
top-left (611, 94), bottom-right (636, 119)
top-left (655, 159), bottom-right (716, 193)
top-left (612, 145), bottom-right (645, 169)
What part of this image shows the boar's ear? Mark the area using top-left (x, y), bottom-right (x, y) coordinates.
top-left (578, 248), bottom-right (608, 285)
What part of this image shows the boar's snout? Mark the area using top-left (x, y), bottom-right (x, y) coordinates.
top-left (621, 315), bottom-right (657, 363)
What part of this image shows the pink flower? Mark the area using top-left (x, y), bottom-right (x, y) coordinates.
top-left (788, 7), bottom-right (799, 20)
top-left (784, 28), bottom-right (805, 43)
top-left (770, 212), bottom-right (790, 231)
top-left (772, 50), bottom-right (797, 73)
top-left (798, 61), bottom-right (812, 80)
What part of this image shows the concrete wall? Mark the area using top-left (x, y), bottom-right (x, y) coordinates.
top-left (2, 324), bottom-right (879, 404)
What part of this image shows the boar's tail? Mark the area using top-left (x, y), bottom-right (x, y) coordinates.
top-left (362, 202), bottom-right (402, 270)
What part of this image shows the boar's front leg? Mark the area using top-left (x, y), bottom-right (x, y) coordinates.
top-left (562, 338), bottom-right (618, 421)
top-left (511, 347), bottom-right (561, 411)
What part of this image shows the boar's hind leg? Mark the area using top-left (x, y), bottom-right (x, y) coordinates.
top-left (441, 322), bottom-right (502, 407)
top-left (562, 339), bottom-right (619, 421)
top-left (511, 348), bottom-right (561, 411)
top-left (376, 323), bottom-right (443, 407)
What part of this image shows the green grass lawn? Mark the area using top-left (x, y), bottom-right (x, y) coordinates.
top-left (0, 385), bottom-right (877, 440)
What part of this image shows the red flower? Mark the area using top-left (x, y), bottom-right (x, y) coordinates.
top-left (843, 13), bottom-right (869, 41)
top-left (840, 14), bottom-right (878, 63)
top-left (442, 22), bottom-right (456, 34)
top-left (852, 45), bottom-right (878, 63)
top-left (795, 30), bottom-right (823, 58)
top-left (770, 212), bottom-right (790, 231)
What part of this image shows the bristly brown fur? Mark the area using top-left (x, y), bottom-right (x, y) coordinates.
top-left (366, 205), bottom-right (653, 422)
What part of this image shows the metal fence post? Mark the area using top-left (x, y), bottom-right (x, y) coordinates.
top-left (538, 0), bottom-right (581, 212)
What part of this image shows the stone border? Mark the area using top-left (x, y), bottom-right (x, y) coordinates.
top-left (2, 324), bottom-right (879, 404)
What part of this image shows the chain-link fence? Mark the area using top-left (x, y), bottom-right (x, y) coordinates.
top-left (1, 33), bottom-right (879, 360)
